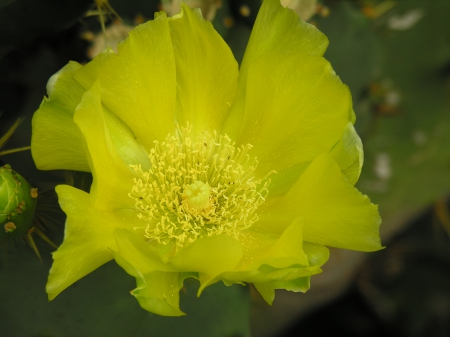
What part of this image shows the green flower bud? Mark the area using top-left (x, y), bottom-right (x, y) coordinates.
top-left (0, 164), bottom-right (38, 239)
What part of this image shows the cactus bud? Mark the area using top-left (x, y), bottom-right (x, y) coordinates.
top-left (0, 164), bottom-right (37, 240)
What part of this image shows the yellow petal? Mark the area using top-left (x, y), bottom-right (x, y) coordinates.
top-left (46, 61), bottom-right (84, 102)
top-left (171, 235), bottom-right (243, 275)
top-left (303, 242), bottom-right (330, 267)
top-left (258, 153), bottom-right (382, 251)
top-left (261, 218), bottom-right (308, 268)
top-left (113, 231), bottom-right (193, 316)
top-left (168, 4), bottom-right (238, 136)
top-left (223, 0), bottom-right (328, 140)
top-left (218, 225), bottom-right (328, 293)
top-left (254, 276), bottom-right (310, 305)
top-left (74, 13), bottom-right (177, 147)
top-left (330, 122), bottom-right (363, 186)
top-left (73, 81), bottom-right (140, 210)
top-left (238, 218), bottom-right (308, 271)
top-left (253, 242), bottom-right (329, 304)
top-left (221, 264), bottom-right (319, 288)
top-left (243, 0), bottom-right (328, 66)
top-left (232, 52), bottom-right (353, 179)
top-left (132, 271), bottom-right (186, 316)
top-left (103, 108), bottom-right (151, 172)
top-left (269, 122), bottom-right (362, 196)
top-left (113, 228), bottom-right (176, 275)
top-left (272, 277), bottom-right (311, 292)
top-left (253, 282), bottom-right (275, 304)
top-left (169, 235), bottom-right (243, 293)
top-left (31, 62), bottom-right (89, 171)
top-left (47, 185), bottom-right (134, 300)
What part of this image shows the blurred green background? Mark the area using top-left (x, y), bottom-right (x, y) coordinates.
top-left (1, 0), bottom-right (450, 336)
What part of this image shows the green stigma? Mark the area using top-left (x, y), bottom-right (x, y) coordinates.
top-left (182, 180), bottom-right (211, 211)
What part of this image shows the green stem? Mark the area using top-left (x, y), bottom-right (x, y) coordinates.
top-left (0, 146), bottom-right (31, 156)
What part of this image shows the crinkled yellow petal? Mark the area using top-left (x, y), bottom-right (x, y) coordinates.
top-left (258, 153), bottom-right (382, 251)
top-left (47, 185), bottom-right (134, 300)
top-left (167, 4), bottom-right (238, 136)
top-left (113, 229), bottom-right (176, 274)
top-left (73, 81), bottom-right (139, 211)
top-left (330, 122), bottom-right (363, 186)
top-left (31, 62), bottom-right (89, 171)
top-left (254, 276), bottom-right (310, 305)
top-left (132, 271), bottom-right (186, 316)
top-left (221, 264), bottom-right (320, 290)
top-left (238, 218), bottom-right (308, 271)
top-left (169, 235), bottom-right (243, 293)
top-left (258, 264), bottom-right (318, 280)
top-left (74, 13), bottom-right (177, 147)
top-left (271, 276), bottom-right (311, 292)
top-left (223, 0), bottom-right (328, 140)
top-left (252, 242), bottom-right (329, 304)
top-left (261, 218), bottom-right (308, 268)
top-left (303, 242), bottom-right (330, 267)
top-left (232, 52), bottom-right (353, 180)
top-left (253, 282), bottom-right (275, 304)
top-left (112, 229), bottom-right (203, 315)
top-left (221, 270), bottom-right (271, 286)
top-left (218, 226), bottom-right (328, 297)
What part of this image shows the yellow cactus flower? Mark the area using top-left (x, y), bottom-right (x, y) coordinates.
top-left (31, 0), bottom-right (382, 316)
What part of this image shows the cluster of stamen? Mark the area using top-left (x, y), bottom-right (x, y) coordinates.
top-left (129, 127), bottom-right (271, 248)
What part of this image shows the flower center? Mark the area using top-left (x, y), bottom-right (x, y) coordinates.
top-left (182, 180), bottom-right (211, 211)
top-left (129, 126), bottom-right (271, 248)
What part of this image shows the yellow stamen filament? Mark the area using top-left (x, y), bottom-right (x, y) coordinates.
top-left (129, 126), bottom-right (271, 248)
